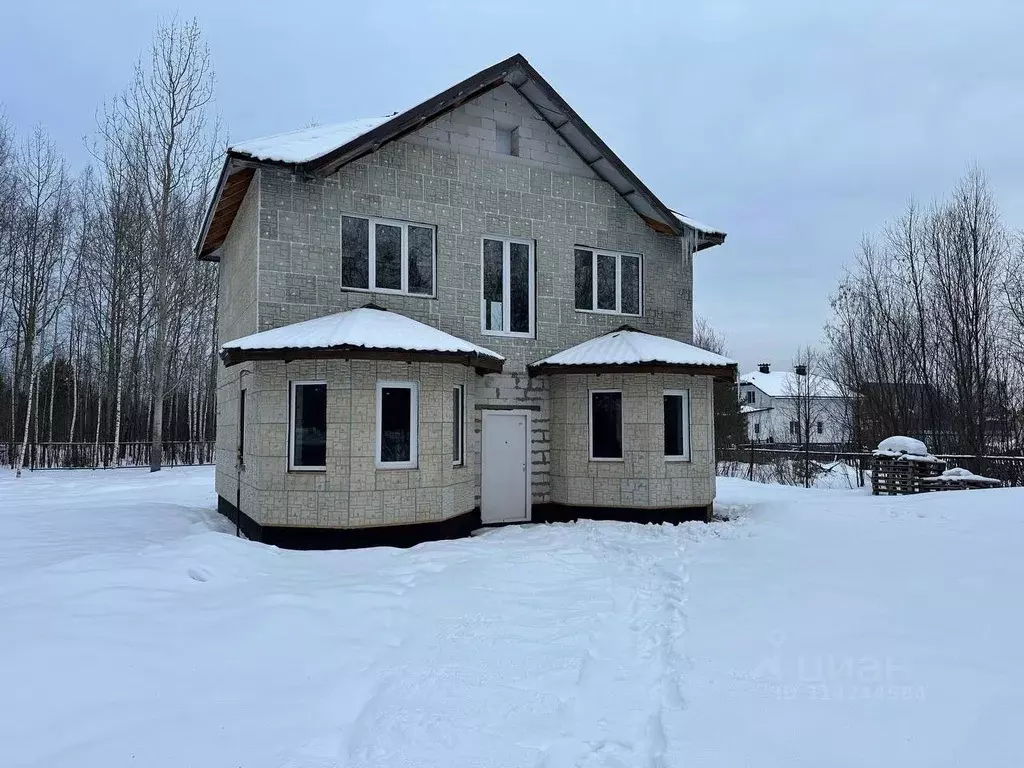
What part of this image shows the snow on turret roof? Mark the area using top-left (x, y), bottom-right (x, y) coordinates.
top-left (529, 327), bottom-right (735, 372)
top-left (220, 306), bottom-right (504, 368)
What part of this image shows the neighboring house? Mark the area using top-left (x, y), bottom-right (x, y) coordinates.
top-left (739, 363), bottom-right (852, 446)
top-left (197, 54), bottom-right (735, 549)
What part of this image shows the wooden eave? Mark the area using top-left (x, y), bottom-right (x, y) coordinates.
top-left (219, 344), bottom-right (504, 375)
top-left (197, 165), bottom-right (256, 261)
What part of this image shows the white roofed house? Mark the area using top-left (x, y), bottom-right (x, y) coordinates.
top-left (198, 54), bottom-right (734, 548)
top-left (739, 363), bottom-right (853, 447)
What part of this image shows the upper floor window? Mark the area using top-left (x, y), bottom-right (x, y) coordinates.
top-left (481, 237), bottom-right (534, 337)
top-left (744, 390), bottom-right (755, 404)
top-left (574, 248), bottom-right (642, 316)
top-left (342, 215), bottom-right (435, 296)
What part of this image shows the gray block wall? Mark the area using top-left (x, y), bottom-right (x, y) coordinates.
top-left (232, 359), bottom-right (475, 528)
top-left (215, 179), bottom-right (259, 506)
top-left (215, 82), bottom-right (714, 526)
top-left (549, 373), bottom-right (716, 510)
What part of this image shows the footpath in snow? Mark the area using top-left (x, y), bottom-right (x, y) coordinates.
top-left (1, 467), bottom-right (1023, 767)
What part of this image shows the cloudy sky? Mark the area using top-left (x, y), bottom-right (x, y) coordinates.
top-left (3, 0), bottom-right (1022, 372)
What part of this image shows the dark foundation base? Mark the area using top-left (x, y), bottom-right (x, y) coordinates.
top-left (216, 496), bottom-right (710, 551)
top-left (216, 495), bottom-right (481, 550)
top-left (531, 502), bottom-right (712, 525)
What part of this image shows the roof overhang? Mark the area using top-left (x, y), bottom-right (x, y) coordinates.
top-left (220, 344), bottom-right (503, 375)
top-left (528, 361), bottom-right (737, 381)
top-left (196, 54), bottom-right (725, 260)
top-left (196, 161), bottom-right (256, 261)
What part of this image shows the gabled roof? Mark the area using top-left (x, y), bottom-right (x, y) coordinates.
top-left (739, 370), bottom-right (845, 398)
top-left (220, 305), bottom-right (504, 373)
top-left (197, 54), bottom-right (726, 260)
top-left (528, 326), bottom-right (737, 379)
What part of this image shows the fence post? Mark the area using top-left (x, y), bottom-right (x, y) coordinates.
top-left (748, 443), bottom-right (754, 481)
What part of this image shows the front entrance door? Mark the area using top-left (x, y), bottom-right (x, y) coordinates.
top-left (481, 410), bottom-right (530, 524)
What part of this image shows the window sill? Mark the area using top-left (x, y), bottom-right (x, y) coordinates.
top-left (664, 456), bottom-right (691, 463)
top-left (481, 329), bottom-right (535, 339)
top-left (288, 467), bottom-right (326, 473)
top-left (341, 286), bottom-right (435, 300)
top-left (589, 457), bottom-right (624, 462)
top-left (574, 308), bottom-right (643, 318)
top-left (375, 462), bottom-right (418, 470)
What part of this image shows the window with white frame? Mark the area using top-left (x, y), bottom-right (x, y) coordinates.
top-left (376, 381), bottom-right (418, 468)
top-left (289, 381), bottom-right (327, 470)
top-left (574, 248), bottom-right (642, 315)
top-left (589, 390), bottom-right (623, 460)
top-left (452, 384), bottom-right (464, 466)
top-left (745, 390), bottom-right (755, 404)
top-left (341, 215), bottom-right (435, 296)
top-left (663, 389), bottom-right (691, 461)
top-left (481, 237), bottom-right (534, 336)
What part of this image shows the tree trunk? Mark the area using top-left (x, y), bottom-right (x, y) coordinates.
top-left (14, 343), bottom-right (36, 478)
top-left (150, 307), bottom-right (167, 472)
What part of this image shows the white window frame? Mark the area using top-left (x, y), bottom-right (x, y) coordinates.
top-left (574, 247), bottom-right (643, 317)
top-left (288, 380), bottom-right (327, 472)
top-left (375, 380), bottom-right (419, 469)
top-left (452, 384), bottom-right (465, 467)
top-left (663, 388), bottom-right (692, 462)
top-left (480, 236), bottom-right (535, 338)
top-left (588, 389), bottom-right (624, 462)
top-left (340, 214), bottom-right (436, 297)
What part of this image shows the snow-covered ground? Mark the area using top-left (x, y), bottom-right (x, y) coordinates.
top-left (2, 467), bottom-right (1022, 767)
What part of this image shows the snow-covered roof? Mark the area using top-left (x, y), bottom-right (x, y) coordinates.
top-left (220, 306), bottom-right (504, 370)
top-left (199, 55), bottom-right (727, 260)
top-left (740, 404), bottom-right (773, 415)
top-left (670, 210), bottom-right (725, 237)
top-left (230, 117), bottom-right (397, 164)
top-left (529, 327), bottom-right (736, 375)
top-left (739, 370), bottom-right (845, 398)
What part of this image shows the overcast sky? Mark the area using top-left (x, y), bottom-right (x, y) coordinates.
top-left (4, 0), bottom-right (1023, 372)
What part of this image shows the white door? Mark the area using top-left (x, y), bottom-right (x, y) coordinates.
top-left (481, 411), bottom-right (530, 524)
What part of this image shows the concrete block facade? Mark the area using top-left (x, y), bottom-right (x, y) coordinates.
top-left (549, 373), bottom-right (715, 509)
top-left (213, 81), bottom-right (716, 534)
top-left (222, 359), bottom-right (475, 529)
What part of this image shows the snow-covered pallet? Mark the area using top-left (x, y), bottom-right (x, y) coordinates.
top-left (871, 455), bottom-right (946, 495)
top-left (921, 467), bottom-right (1002, 491)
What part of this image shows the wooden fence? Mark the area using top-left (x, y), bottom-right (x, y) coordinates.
top-left (2, 441), bottom-right (216, 470)
top-left (716, 446), bottom-right (1024, 489)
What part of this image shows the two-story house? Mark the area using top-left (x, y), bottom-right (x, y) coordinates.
top-left (740, 363), bottom-right (852, 446)
top-left (197, 55), bottom-right (736, 549)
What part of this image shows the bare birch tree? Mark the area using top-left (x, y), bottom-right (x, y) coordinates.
top-left (108, 17), bottom-right (219, 471)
